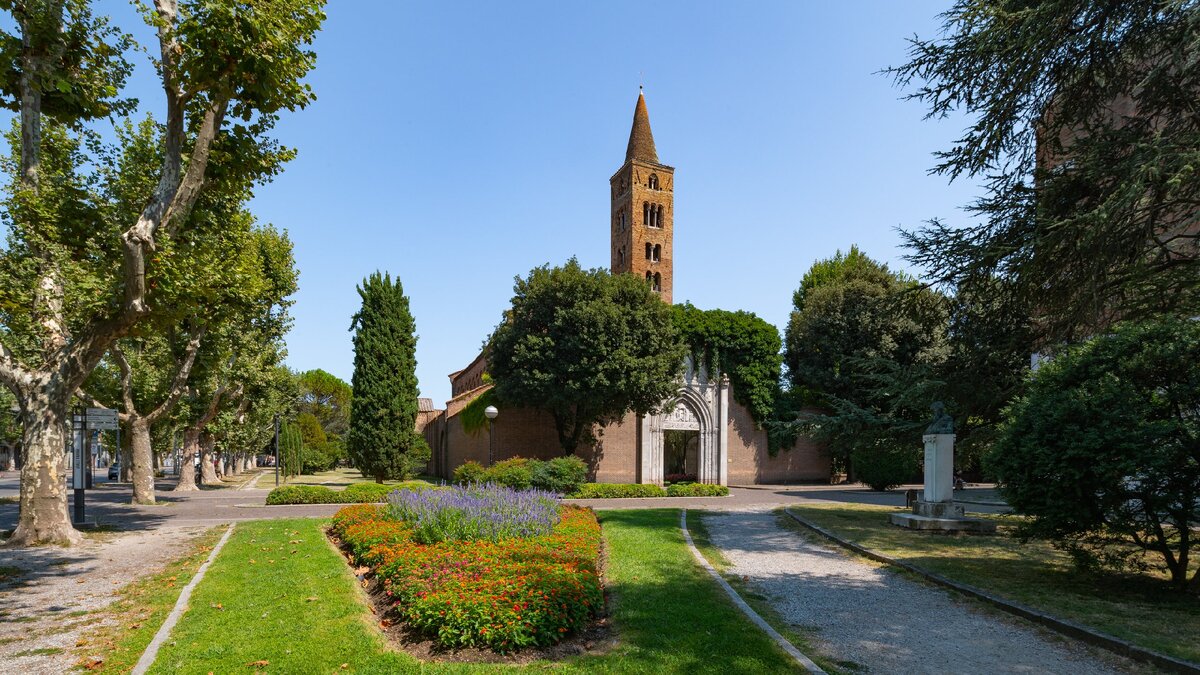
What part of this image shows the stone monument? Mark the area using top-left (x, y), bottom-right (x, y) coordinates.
top-left (890, 402), bottom-right (996, 533)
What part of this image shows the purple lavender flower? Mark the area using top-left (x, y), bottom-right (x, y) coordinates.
top-left (386, 483), bottom-right (560, 544)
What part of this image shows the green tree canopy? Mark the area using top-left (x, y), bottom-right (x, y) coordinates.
top-left (783, 248), bottom-right (949, 487)
top-left (296, 368), bottom-right (351, 439)
top-left (891, 0), bottom-right (1200, 344)
top-left (671, 303), bottom-right (781, 427)
top-left (488, 259), bottom-right (685, 455)
top-left (347, 272), bottom-right (427, 481)
top-left (989, 319), bottom-right (1200, 591)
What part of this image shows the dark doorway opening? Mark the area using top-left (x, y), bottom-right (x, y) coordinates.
top-left (664, 429), bottom-right (699, 482)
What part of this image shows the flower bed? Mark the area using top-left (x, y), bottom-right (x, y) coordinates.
top-left (330, 486), bottom-right (603, 653)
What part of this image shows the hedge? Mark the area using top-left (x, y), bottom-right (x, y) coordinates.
top-left (568, 482), bottom-right (730, 498)
top-left (570, 483), bottom-right (666, 499)
top-left (265, 481), bottom-right (439, 505)
top-left (330, 502), bottom-right (602, 652)
top-left (665, 483), bottom-right (730, 497)
top-left (453, 456), bottom-right (589, 496)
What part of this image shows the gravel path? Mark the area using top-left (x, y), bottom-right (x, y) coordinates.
top-left (701, 510), bottom-right (1132, 674)
top-left (0, 526), bottom-right (207, 675)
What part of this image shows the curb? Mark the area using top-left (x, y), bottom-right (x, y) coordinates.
top-left (782, 508), bottom-right (1200, 675)
top-left (131, 523), bottom-right (236, 675)
top-left (680, 509), bottom-right (827, 674)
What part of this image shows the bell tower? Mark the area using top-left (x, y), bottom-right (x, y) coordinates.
top-left (611, 89), bottom-right (674, 304)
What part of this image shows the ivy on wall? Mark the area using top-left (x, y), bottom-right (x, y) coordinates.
top-left (670, 303), bottom-right (782, 427)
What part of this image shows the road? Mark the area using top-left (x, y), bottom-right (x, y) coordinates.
top-left (1, 470), bottom-right (1009, 534)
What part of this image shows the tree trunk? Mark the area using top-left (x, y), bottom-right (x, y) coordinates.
top-left (199, 433), bottom-right (219, 485)
top-left (9, 388), bottom-right (82, 546)
top-left (174, 427), bottom-right (200, 492)
top-left (129, 417), bottom-right (155, 505)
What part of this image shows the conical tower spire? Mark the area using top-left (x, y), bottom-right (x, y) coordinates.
top-left (625, 88), bottom-right (659, 163)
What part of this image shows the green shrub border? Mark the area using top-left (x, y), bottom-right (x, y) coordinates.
top-left (568, 482), bottom-right (730, 499)
top-left (265, 481), bottom-right (440, 505)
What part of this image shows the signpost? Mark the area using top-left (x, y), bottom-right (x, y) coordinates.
top-left (70, 407), bottom-right (120, 525)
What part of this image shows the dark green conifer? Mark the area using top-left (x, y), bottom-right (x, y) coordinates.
top-left (347, 272), bottom-right (427, 482)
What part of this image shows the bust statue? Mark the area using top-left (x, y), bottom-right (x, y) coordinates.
top-left (925, 401), bottom-right (954, 435)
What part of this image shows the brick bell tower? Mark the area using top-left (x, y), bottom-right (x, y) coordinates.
top-left (611, 88), bottom-right (674, 304)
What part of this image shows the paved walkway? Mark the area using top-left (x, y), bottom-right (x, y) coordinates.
top-left (0, 472), bottom-right (1010, 533)
top-left (700, 510), bottom-right (1133, 674)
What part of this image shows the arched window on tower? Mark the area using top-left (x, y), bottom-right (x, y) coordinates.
top-left (648, 174), bottom-right (659, 190)
top-left (645, 243), bottom-right (652, 260)
top-left (652, 244), bottom-right (661, 262)
top-left (618, 247), bottom-right (624, 266)
top-left (653, 272), bottom-right (662, 292)
top-left (645, 271), bottom-right (653, 283)
top-left (657, 205), bottom-right (665, 227)
top-left (643, 202), bottom-right (649, 226)
top-left (619, 211), bottom-right (626, 231)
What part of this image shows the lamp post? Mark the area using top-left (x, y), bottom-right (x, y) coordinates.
top-left (484, 406), bottom-right (499, 466)
top-left (273, 413), bottom-right (281, 487)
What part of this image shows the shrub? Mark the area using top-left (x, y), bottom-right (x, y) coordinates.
top-left (665, 483), bottom-right (729, 497)
top-left (571, 483), bottom-right (666, 498)
top-left (989, 319), bottom-right (1200, 589)
top-left (530, 456), bottom-right (589, 495)
top-left (341, 482), bottom-right (395, 503)
top-left (852, 441), bottom-right (918, 491)
top-left (387, 483), bottom-right (560, 544)
top-left (482, 457), bottom-right (537, 490)
top-left (332, 503), bottom-right (603, 652)
top-left (452, 460), bottom-right (485, 485)
top-left (265, 484), bottom-right (338, 505)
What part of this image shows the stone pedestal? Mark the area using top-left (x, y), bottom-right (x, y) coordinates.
top-left (922, 433), bottom-right (954, 503)
top-left (890, 431), bottom-right (996, 533)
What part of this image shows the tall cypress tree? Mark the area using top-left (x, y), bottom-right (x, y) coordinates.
top-left (347, 272), bottom-right (426, 482)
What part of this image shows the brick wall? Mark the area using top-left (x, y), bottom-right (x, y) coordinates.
top-left (725, 399), bottom-right (831, 484)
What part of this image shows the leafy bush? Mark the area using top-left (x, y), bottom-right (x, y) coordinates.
top-left (989, 319), bottom-right (1200, 589)
top-left (265, 484), bottom-right (338, 505)
top-left (665, 483), bottom-right (729, 497)
top-left (452, 460), bottom-right (486, 485)
top-left (852, 441), bottom-right (919, 491)
top-left (571, 483), bottom-right (666, 498)
top-left (266, 481), bottom-right (438, 505)
top-left (387, 483), bottom-right (560, 544)
top-left (482, 457), bottom-right (535, 490)
top-left (331, 503), bottom-right (602, 652)
top-left (341, 482), bottom-right (395, 503)
top-left (530, 456), bottom-right (588, 495)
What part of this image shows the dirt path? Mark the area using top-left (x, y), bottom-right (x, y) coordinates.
top-left (0, 526), bottom-right (206, 674)
top-left (701, 510), bottom-right (1135, 674)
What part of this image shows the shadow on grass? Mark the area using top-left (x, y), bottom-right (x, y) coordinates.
top-left (145, 510), bottom-right (804, 674)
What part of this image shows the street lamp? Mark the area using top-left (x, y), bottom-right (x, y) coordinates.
top-left (484, 406), bottom-right (499, 466)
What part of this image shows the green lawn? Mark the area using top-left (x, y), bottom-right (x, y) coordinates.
top-left (147, 511), bottom-right (805, 673)
top-left (254, 467), bottom-right (438, 490)
top-left (788, 502), bottom-right (1200, 663)
top-left (73, 526), bottom-right (227, 674)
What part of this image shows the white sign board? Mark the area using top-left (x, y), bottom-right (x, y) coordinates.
top-left (85, 407), bottom-right (119, 430)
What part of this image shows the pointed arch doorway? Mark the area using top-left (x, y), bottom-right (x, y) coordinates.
top-left (638, 376), bottom-right (729, 485)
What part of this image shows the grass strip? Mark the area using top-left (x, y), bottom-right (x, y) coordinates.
top-left (788, 502), bottom-right (1200, 663)
top-left (685, 511), bottom-right (855, 674)
top-left (145, 511), bottom-right (804, 673)
top-left (72, 526), bottom-right (226, 674)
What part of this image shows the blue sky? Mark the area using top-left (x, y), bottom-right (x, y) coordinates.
top-left (93, 2), bottom-right (981, 404)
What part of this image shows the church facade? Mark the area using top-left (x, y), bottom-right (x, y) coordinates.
top-left (418, 92), bottom-right (831, 485)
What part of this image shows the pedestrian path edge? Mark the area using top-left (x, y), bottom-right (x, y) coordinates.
top-left (131, 523), bottom-right (236, 675)
top-left (680, 509), bottom-right (827, 674)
